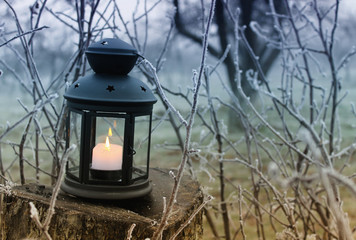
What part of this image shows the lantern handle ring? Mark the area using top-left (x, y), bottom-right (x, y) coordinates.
top-left (129, 147), bottom-right (136, 156)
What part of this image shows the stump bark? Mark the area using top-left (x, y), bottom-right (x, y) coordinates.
top-left (0, 168), bottom-right (203, 240)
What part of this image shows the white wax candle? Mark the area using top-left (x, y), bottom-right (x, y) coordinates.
top-left (92, 137), bottom-right (123, 170)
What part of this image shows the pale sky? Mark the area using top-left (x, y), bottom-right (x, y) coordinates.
top-left (343, 0), bottom-right (356, 15)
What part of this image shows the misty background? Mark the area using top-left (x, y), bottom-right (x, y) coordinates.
top-left (1, 1), bottom-right (356, 238)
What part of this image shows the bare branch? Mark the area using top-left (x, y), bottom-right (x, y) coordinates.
top-left (152, 1), bottom-right (216, 238)
top-left (0, 26), bottom-right (49, 48)
top-left (169, 195), bottom-right (213, 240)
top-left (126, 224), bottom-right (136, 240)
top-left (29, 145), bottom-right (76, 240)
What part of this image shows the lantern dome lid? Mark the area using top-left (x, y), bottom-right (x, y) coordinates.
top-left (86, 38), bottom-right (137, 55)
top-left (64, 73), bottom-right (157, 112)
top-left (86, 38), bottom-right (139, 75)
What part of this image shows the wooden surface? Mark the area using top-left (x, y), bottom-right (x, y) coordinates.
top-left (0, 168), bottom-right (203, 239)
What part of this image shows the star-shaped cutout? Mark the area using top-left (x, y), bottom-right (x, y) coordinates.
top-left (106, 85), bottom-right (115, 92)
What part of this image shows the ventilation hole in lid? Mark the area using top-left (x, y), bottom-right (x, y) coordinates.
top-left (106, 85), bottom-right (115, 92)
top-left (140, 86), bottom-right (146, 92)
top-left (101, 41), bottom-right (108, 45)
top-left (74, 83), bottom-right (80, 88)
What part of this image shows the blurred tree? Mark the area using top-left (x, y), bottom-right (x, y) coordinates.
top-left (173, 0), bottom-right (285, 100)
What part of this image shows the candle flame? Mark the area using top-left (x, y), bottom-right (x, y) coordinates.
top-left (108, 127), bottom-right (113, 137)
top-left (113, 120), bottom-right (117, 128)
top-left (105, 136), bottom-right (111, 150)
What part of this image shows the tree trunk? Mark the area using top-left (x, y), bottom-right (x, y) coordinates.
top-left (0, 168), bottom-right (203, 240)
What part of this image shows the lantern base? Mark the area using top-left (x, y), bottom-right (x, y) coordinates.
top-left (90, 168), bottom-right (122, 180)
top-left (61, 177), bottom-right (152, 200)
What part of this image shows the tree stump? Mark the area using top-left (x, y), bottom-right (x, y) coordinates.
top-left (0, 168), bottom-right (203, 239)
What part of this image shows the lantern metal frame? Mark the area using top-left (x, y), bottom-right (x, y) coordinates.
top-left (61, 39), bottom-right (157, 200)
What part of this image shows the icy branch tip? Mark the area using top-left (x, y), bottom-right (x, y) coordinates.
top-left (29, 202), bottom-right (39, 219)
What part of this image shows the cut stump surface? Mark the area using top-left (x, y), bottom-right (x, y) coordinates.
top-left (1, 168), bottom-right (203, 240)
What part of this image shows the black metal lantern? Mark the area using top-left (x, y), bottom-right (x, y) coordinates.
top-left (61, 38), bottom-right (157, 200)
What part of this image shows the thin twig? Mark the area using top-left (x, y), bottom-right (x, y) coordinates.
top-left (169, 195), bottom-right (213, 240)
top-left (0, 95), bottom-right (58, 142)
top-left (238, 186), bottom-right (246, 240)
top-left (0, 26), bottom-right (49, 48)
top-left (141, 60), bottom-right (188, 127)
top-left (29, 145), bottom-right (76, 240)
top-left (151, 1), bottom-right (216, 239)
top-left (126, 223), bottom-right (136, 240)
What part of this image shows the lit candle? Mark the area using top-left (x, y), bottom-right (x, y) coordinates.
top-left (92, 135), bottom-right (123, 170)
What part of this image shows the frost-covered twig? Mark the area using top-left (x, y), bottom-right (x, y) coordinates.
top-left (18, 116), bottom-right (33, 185)
top-left (29, 201), bottom-right (52, 240)
top-left (0, 94), bottom-right (58, 142)
top-left (169, 195), bottom-right (213, 240)
top-left (0, 26), bottom-right (49, 48)
top-left (351, 103), bottom-right (356, 117)
top-left (155, 18), bottom-right (174, 72)
top-left (0, 60), bottom-right (32, 94)
top-left (331, 143), bottom-right (356, 159)
top-left (151, 1), bottom-right (216, 239)
top-left (133, 0), bottom-right (163, 22)
top-left (126, 223), bottom-right (136, 240)
top-left (336, 46), bottom-right (356, 72)
top-left (29, 144), bottom-right (76, 240)
top-left (327, 169), bottom-right (356, 197)
top-left (238, 87), bottom-right (317, 165)
top-left (29, 202), bottom-right (51, 239)
top-left (238, 186), bottom-right (246, 240)
top-left (141, 60), bottom-right (187, 127)
top-left (320, 169), bottom-right (353, 240)
top-left (205, 57), bottom-right (231, 239)
top-left (44, 144), bottom-right (76, 228)
top-left (44, 6), bottom-right (78, 32)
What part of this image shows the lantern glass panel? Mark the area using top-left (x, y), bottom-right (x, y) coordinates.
top-left (132, 115), bottom-right (150, 180)
top-left (68, 111), bottom-right (82, 178)
top-left (91, 116), bottom-right (125, 172)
